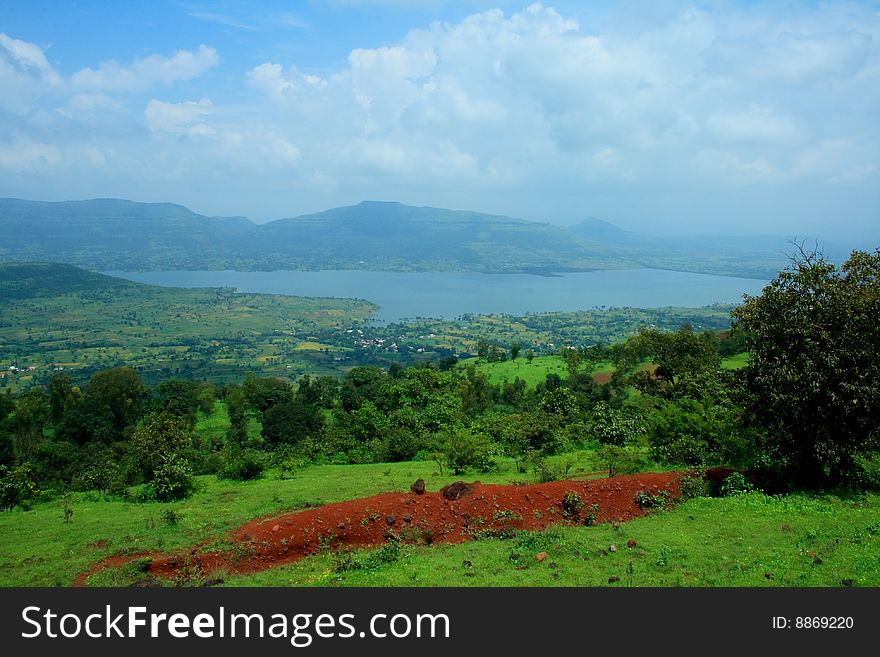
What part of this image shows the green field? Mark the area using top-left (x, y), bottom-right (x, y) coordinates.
top-left (0, 263), bottom-right (377, 387)
top-left (1, 457), bottom-right (876, 587)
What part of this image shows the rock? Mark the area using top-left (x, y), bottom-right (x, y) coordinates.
top-left (535, 551), bottom-right (548, 562)
top-left (608, 576), bottom-right (620, 584)
top-left (441, 481), bottom-right (474, 500)
top-left (841, 579), bottom-right (854, 587)
top-left (764, 571), bottom-right (773, 579)
top-left (200, 578), bottom-right (224, 587)
top-left (627, 539), bottom-right (637, 548)
top-left (129, 578), bottom-right (161, 588)
top-left (386, 515), bottom-right (396, 526)
top-left (781, 524), bottom-right (791, 532)
top-left (462, 560), bottom-right (472, 568)
top-left (609, 544), bottom-right (617, 553)
top-left (402, 514), bottom-right (413, 523)
top-left (272, 524), bottom-right (281, 532)
top-left (410, 478), bottom-right (426, 495)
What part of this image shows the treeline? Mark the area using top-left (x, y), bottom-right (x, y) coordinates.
top-left (1, 248), bottom-right (878, 509)
top-left (0, 323), bottom-right (782, 510)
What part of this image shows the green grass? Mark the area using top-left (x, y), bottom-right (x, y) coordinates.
top-left (461, 355), bottom-right (616, 388)
top-left (3, 451), bottom-right (877, 588)
top-left (721, 352), bottom-right (750, 369)
top-left (225, 491), bottom-right (880, 587)
top-left (0, 452), bottom-right (600, 587)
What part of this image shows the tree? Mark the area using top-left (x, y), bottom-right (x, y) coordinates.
top-left (510, 342), bottom-right (521, 362)
top-left (129, 412), bottom-right (196, 500)
top-left (85, 367), bottom-right (147, 438)
top-left (10, 388), bottom-right (50, 462)
top-left (48, 371), bottom-right (81, 425)
top-left (261, 399), bottom-right (324, 446)
top-left (732, 248), bottom-right (880, 488)
top-left (526, 349), bottom-right (535, 364)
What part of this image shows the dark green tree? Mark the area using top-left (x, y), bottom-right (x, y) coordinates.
top-left (84, 367), bottom-right (147, 438)
top-left (732, 248), bottom-right (880, 488)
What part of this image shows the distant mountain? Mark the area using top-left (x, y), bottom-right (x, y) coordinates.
top-left (253, 201), bottom-right (610, 272)
top-left (0, 198), bottom-right (617, 274)
top-left (1, 196), bottom-right (849, 279)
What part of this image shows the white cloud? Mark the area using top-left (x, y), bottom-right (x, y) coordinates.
top-left (0, 141), bottom-right (62, 172)
top-left (145, 98), bottom-right (214, 134)
top-left (71, 45), bottom-right (219, 92)
top-left (0, 33), bottom-right (61, 85)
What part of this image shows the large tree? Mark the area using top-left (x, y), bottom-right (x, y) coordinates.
top-left (732, 248), bottom-right (880, 488)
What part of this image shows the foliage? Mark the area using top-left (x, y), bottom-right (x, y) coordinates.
top-left (217, 445), bottom-right (267, 482)
top-left (0, 463), bottom-right (39, 511)
top-left (732, 248), bottom-right (880, 488)
top-left (129, 413), bottom-right (196, 501)
top-left (719, 472), bottom-right (756, 497)
top-left (432, 428), bottom-right (495, 475)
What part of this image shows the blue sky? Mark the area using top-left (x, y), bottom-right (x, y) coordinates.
top-left (1, 1), bottom-right (878, 242)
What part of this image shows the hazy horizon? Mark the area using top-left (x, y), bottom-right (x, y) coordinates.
top-left (1, 1), bottom-right (879, 242)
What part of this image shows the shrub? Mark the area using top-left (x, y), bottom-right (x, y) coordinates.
top-left (149, 453), bottom-right (195, 502)
top-left (217, 446), bottom-right (266, 482)
top-left (561, 491), bottom-right (585, 519)
top-left (0, 463), bottom-right (39, 511)
top-left (678, 473), bottom-right (710, 500)
top-left (719, 472), bottom-right (755, 497)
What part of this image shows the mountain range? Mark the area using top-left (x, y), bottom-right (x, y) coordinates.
top-left (0, 197), bottom-right (857, 278)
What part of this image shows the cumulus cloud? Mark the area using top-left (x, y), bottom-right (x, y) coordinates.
top-left (145, 98), bottom-right (214, 134)
top-left (71, 45), bottom-right (219, 92)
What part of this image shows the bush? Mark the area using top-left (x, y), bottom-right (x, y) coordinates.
top-left (149, 453), bottom-right (195, 502)
top-left (719, 472), bottom-right (755, 497)
top-left (217, 447), bottom-right (266, 482)
top-left (678, 473), bottom-right (709, 500)
top-left (433, 428), bottom-right (495, 475)
top-left (0, 463), bottom-right (39, 511)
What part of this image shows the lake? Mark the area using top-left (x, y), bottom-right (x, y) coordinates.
top-left (106, 269), bottom-right (768, 324)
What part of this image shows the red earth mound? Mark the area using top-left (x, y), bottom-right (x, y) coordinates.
top-left (75, 471), bottom-right (680, 586)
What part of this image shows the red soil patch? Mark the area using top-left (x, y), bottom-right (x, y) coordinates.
top-left (592, 371), bottom-right (612, 384)
top-left (74, 471), bottom-right (681, 586)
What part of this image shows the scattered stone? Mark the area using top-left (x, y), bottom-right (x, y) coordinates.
top-left (201, 578), bottom-right (224, 587)
top-left (535, 551), bottom-right (548, 563)
top-left (129, 578), bottom-right (161, 588)
top-left (402, 514), bottom-right (412, 523)
top-left (464, 572), bottom-right (476, 577)
top-left (441, 481), bottom-right (474, 500)
top-left (240, 534), bottom-right (253, 542)
top-left (688, 515), bottom-right (695, 521)
top-left (841, 579), bottom-right (854, 587)
top-left (609, 544), bottom-right (617, 553)
top-left (410, 479), bottom-right (426, 495)
top-left (337, 522), bottom-right (346, 529)
top-left (509, 553), bottom-right (521, 562)
top-left (764, 571), bottom-right (773, 579)
top-left (781, 524), bottom-right (791, 532)
top-left (608, 576), bottom-right (620, 584)
top-left (627, 539), bottom-right (637, 548)
top-left (813, 557), bottom-right (823, 565)
top-left (548, 562), bottom-right (558, 570)
top-left (551, 573), bottom-right (560, 580)
top-left (386, 515), bottom-right (396, 526)
top-left (462, 560), bottom-right (472, 569)
top-left (272, 524), bottom-right (281, 532)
